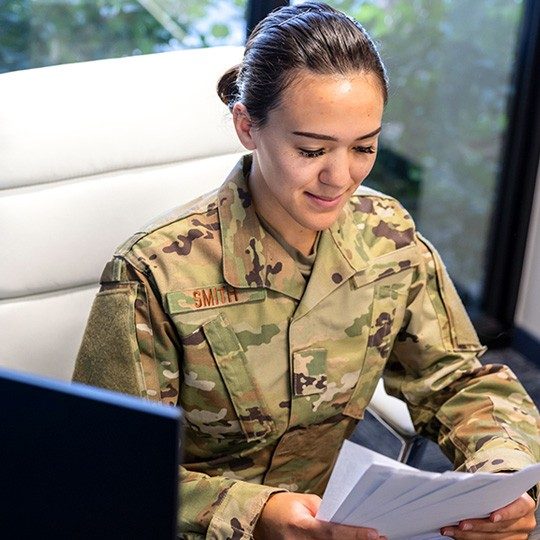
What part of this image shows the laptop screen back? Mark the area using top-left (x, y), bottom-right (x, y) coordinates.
top-left (0, 367), bottom-right (180, 539)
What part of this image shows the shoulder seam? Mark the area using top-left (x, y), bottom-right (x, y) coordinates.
top-left (115, 188), bottom-right (220, 256)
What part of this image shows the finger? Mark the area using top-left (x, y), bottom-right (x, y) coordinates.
top-left (313, 520), bottom-right (384, 540)
top-left (443, 494), bottom-right (536, 536)
top-left (489, 493), bottom-right (536, 523)
top-left (440, 526), bottom-right (530, 539)
top-left (303, 497), bottom-right (386, 539)
top-left (453, 515), bottom-right (536, 535)
top-left (440, 512), bottom-right (535, 539)
top-left (300, 494), bottom-right (323, 516)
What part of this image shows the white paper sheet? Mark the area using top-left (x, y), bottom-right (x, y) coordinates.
top-left (345, 467), bottom-right (447, 525)
top-left (377, 466), bottom-right (540, 538)
top-left (333, 465), bottom-right (397, 523)
top-left (319, 441), bottom-right (540, 540)
top-left (316, 441), bottom-right (412, 521)
top-left (345, 467), bottom-right (431, 522)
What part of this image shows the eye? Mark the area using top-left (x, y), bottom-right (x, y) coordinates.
top-left (353, 145), bottom-right (376, 154)
top-left (298, 148), bottom-right (325, 158)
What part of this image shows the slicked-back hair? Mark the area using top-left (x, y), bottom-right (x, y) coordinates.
top-left (217, 1), bottom-right (388, 127)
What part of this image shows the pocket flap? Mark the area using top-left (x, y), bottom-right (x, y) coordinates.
top-left (352, 244), bottom-right (419, 290)
top-left (203, 313), bottom-right (274, 441)
top-left (344, 282), bottom-right (408, 419)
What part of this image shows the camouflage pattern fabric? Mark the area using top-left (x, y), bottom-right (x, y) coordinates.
top-left (73, 155), bottom-right (540, 539)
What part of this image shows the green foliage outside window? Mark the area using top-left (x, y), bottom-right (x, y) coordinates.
top-left (0, 0), bottom-right (246, 74)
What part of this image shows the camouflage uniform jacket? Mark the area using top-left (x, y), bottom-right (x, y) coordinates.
top-left (73, 155), bottom-right (540, 539)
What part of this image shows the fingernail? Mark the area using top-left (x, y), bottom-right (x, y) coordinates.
top-left (492, 514), bottom-right (502, 522)
top-left (441, 528), bottom-right (452, 537)
top-left (460, 523), bottom-right (472, 531)
top-left (368, 531), bottom-right (378, 540)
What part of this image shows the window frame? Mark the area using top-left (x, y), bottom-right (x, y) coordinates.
top-left (246, 0), bottom-right (288, 37)
top-left (479, 0), bottom-right (540, 346)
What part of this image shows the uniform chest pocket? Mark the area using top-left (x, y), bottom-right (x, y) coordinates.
top-left (343, 282), bottom-right (408, 419)
top-left (202, 313), bottom-right (275, 442)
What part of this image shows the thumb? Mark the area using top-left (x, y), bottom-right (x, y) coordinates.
top-left (299, 494), bottom-right (322, 516)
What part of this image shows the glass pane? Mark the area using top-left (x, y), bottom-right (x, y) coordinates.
top-left (0, 0), bottom-right (247, 74)
top-left (293, 0), bottom-right (524, 309)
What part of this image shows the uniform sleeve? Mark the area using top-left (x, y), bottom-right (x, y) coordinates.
top-left (73, 257), bottom-right (283, 539)
top-left (384, 233), bottom-right (540, 474)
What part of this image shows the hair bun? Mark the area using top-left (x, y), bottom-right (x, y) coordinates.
top-left (217, 64), bottom-right (241, 109)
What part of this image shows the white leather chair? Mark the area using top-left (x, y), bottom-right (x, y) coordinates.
top-left (0, 45), bottom-right (416, 452)
top-left (0, 47), bottom-right (246, 380)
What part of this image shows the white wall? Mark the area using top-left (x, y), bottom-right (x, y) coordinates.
top-left (515, 163), bottom-right (540, 340)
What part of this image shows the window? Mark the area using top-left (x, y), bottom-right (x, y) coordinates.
top-left (293, 0), bottom-right (525, 313)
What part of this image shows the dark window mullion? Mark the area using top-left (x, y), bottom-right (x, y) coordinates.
top-left (245, 0), bottom-right (289, 40)
top-left (479, 0), bottom-right (540, 344)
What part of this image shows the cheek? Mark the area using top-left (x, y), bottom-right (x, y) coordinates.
top-left (353, 157), bottom-right (377, 183)
top-left (287, 160), bottom-right (320, 188)
top-left (269, 150), bottom-right (308, 180)
top-left (261, 156), bottom-right (304, 196)
top-left (260, 141), bottom-right (295, 174)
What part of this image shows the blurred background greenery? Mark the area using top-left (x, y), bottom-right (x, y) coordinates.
top-left (0, 0), bottom-right (246, 73)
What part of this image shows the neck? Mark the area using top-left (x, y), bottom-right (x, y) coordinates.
top-left (251, 189), bottom-right (317, 258)
top-left (258, 204), bottom-right (318, 255)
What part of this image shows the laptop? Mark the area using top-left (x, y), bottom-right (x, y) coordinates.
top-left (0, 366), bottom-right (181, 539)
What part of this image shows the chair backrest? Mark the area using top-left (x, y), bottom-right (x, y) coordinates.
top-left (0, 46), bottom-right (245, 380)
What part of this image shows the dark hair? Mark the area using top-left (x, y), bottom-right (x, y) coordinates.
top-left (217, 1), bottom-right (388, 127)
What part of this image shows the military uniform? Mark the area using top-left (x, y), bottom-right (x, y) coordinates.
top-left (74, 155), bottom-right (540, 539)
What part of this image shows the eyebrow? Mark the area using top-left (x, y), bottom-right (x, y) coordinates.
top-left (292, 126), bottom-right (382, 142)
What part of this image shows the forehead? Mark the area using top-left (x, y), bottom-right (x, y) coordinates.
top-left (270, 70), bottom-right (384, 133)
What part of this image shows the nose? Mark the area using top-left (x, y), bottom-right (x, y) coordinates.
top-left (318, 152), bottom-right (353, 188)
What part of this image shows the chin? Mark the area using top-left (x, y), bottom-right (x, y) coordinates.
top-left (304, 220), bottom-right (337, 233)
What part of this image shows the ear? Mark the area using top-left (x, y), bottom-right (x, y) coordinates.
top-left (232, 103), bottom-right (257, 150)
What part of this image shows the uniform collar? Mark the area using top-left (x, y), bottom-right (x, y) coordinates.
top-left (219, 155), bottom-right (371, 302)
top-left (326, 197), bottom-right (373, 274)
top-left (293, 204), bottom-right (372, 319)
top-left (219, 155), bottom-right (305, 300)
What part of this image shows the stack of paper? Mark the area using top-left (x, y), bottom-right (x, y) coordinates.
top-left (317, 440), bottom-right (540, 540)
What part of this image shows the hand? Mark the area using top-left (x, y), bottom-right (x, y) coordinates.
top-left (253, 492), bottom-right (387, 540)
top-left (440, 493), bottom-right (536, 539)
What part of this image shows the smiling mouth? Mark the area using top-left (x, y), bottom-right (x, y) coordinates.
top-left (305, 192), bottom-right (345, 208)
top-left (312, 194), bottom-right (339, 201)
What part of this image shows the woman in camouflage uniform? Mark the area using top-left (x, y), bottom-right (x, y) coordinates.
top-left (74, 2), bottom-right (540, 539)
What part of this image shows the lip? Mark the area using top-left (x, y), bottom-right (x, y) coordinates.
top-left (305, 191), bottom-right (344, 209)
